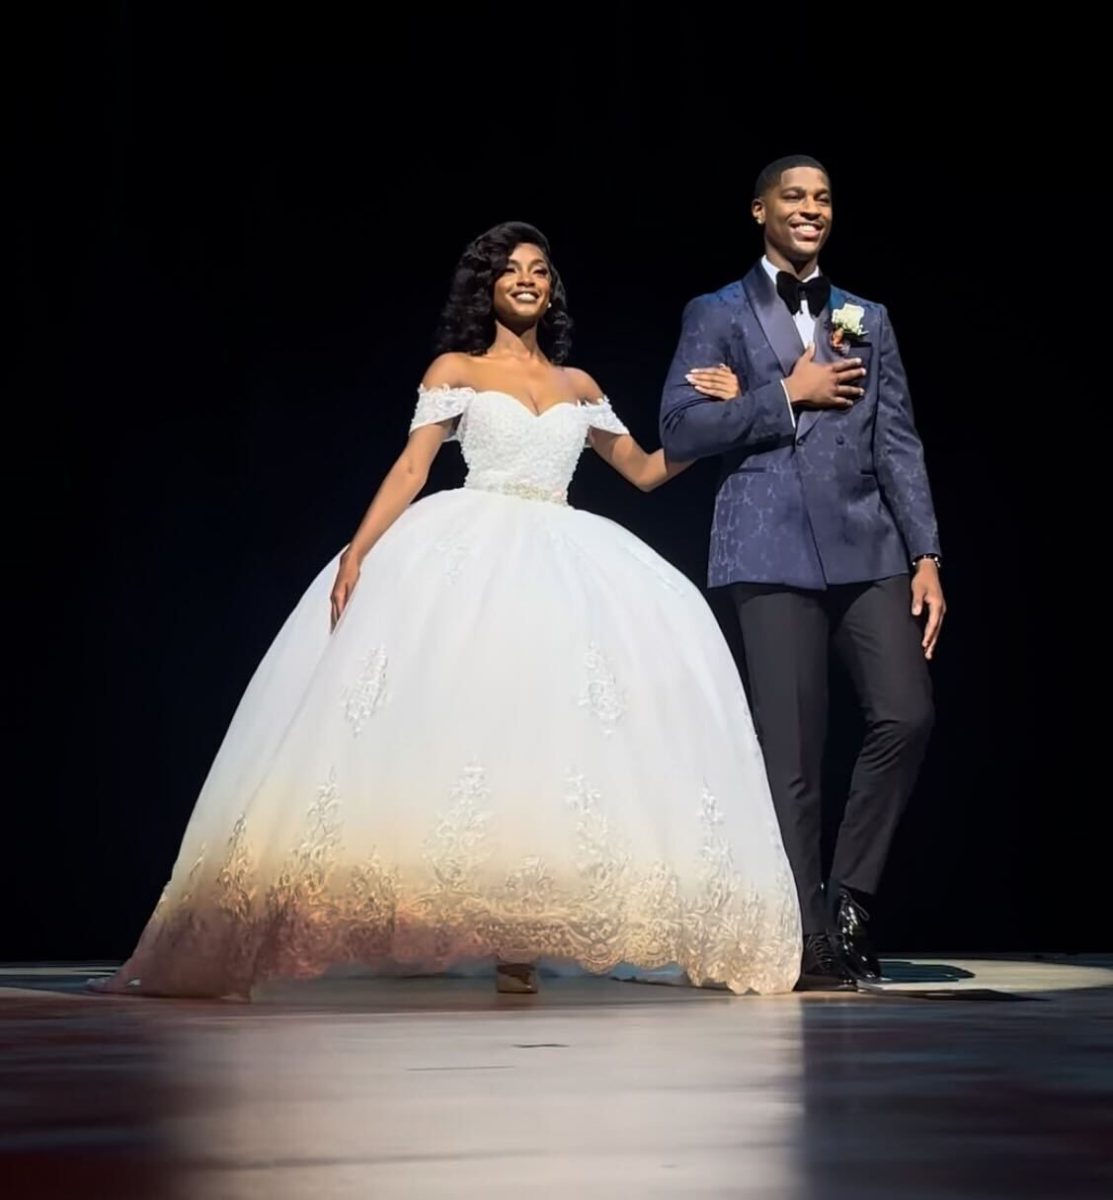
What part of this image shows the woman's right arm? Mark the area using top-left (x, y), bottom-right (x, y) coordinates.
top-left (329, 356), bottom-right (466, 628)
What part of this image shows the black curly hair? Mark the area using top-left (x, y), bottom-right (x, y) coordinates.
top-left (434, 221), bottom-right (573, 363)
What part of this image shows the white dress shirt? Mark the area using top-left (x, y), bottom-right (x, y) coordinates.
top-left (761, 256), bottom-right (823, 430)
top-left (762, 255), bottom-right (821, 346)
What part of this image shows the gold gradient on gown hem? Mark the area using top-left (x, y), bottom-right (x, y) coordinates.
top-left (94, 771), bottom-right (799, 1000)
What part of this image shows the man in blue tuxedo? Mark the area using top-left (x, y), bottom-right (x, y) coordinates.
top-left (660, 156), bottom-right (945, 990)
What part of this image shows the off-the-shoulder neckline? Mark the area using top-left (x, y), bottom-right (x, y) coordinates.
top-left (418, 384), bottom-right (611, 419)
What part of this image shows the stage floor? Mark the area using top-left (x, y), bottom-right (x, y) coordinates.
top-left (2, 957), bottom-right (1111, 1198)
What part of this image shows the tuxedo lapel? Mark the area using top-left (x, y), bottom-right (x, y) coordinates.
top-left (743, 263), bottom-right (804, 380)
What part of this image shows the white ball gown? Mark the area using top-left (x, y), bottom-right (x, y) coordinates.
top-left (97, 386), bottom-right (801, 998)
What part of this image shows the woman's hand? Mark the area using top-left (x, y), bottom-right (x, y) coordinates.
top-left (686, 363), bottom-right (742, 400)
top-left (330, 552), bottom-right (361, 630)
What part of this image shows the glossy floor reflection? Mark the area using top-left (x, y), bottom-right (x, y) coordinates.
top-left (2, 960), bottom-right (1111, 1199)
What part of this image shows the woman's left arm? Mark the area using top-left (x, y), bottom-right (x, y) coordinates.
top-left (578, 366), bottom-right (740, 492)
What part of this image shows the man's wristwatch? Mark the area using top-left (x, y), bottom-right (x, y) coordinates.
top-left (913, 554), bottom-right (942, 570)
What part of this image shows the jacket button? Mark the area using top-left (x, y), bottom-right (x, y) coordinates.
top-left (836, 435), bottom-right (846, 445)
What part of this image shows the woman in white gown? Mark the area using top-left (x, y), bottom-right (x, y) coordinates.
top-left (95, 222), bottom-right (801, 999)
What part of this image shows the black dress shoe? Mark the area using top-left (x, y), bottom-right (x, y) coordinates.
top-left (830, 886), bottom-right (882, 981)
top-left (795, 932), bottom-right (858, 992)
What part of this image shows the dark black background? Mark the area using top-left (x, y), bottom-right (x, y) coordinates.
top-left (9, 5), bottom-right (1093, 962)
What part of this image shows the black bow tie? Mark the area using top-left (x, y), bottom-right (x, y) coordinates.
top-left (776, 271), bottom-right (831, 316)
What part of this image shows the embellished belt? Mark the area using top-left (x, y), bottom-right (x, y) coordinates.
top-left (465, 480), bottom-right (569, 506)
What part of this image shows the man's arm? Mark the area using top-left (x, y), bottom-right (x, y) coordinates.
top-left (659, 295), bottom-right (796, 460)
top-left (873, 304), bottom-right (946, 658)
top-left (874, 306), bottom-right (940, 559)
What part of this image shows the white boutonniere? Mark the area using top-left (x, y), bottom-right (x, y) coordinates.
top-left (830, 303), bottom-right (868, 354)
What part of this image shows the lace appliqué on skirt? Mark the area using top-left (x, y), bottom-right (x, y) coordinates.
top-left (343, 647), bottom-right (389, 734)
top-left (113, 762), bottom-right (797, 997)
top-left (578, 643), bottom-right (626, 735)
